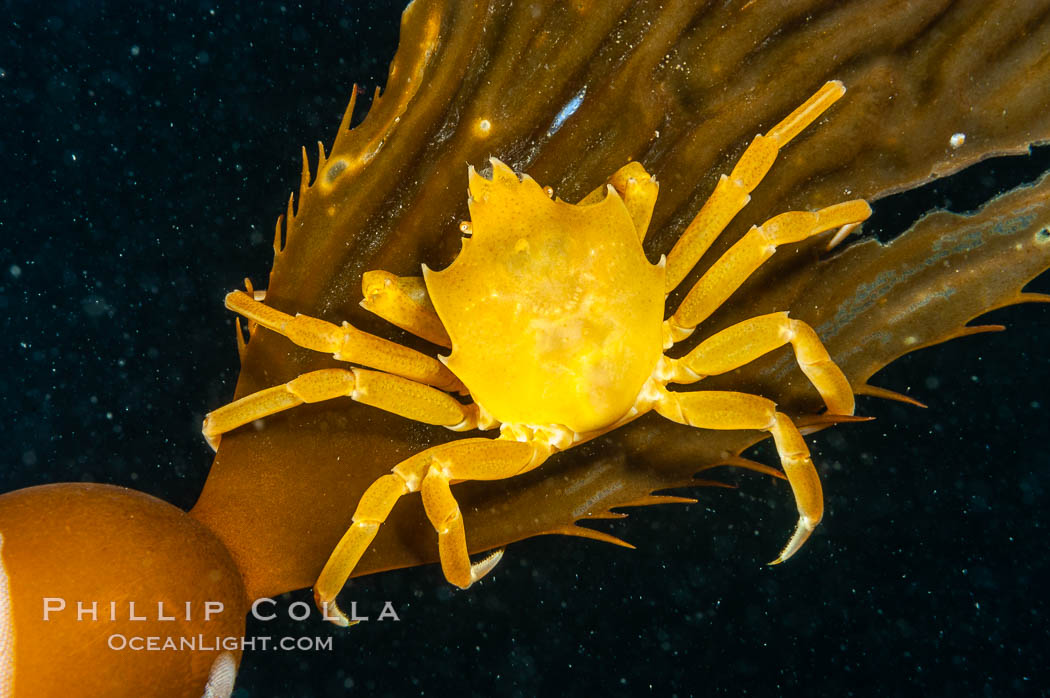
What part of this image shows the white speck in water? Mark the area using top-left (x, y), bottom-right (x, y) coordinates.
top-left (9, 265), bottom-right (21, 279)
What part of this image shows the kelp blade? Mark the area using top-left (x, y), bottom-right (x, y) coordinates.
top-left (190, 0), bottom-right (1050, 599)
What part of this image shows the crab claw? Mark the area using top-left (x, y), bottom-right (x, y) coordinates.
top-left (768, 514), bottom-right (819, 565)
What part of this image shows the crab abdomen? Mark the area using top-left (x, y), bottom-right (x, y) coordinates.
top-left (424, 160), bottom-right (665, 433)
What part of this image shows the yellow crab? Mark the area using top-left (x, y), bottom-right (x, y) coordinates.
top-left (203, 81), bottom-right (871, 626)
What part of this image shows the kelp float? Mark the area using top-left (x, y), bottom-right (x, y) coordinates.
top-left (2, 0), bottom-right (1049, 695)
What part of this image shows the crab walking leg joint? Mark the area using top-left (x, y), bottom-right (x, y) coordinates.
top-left (653, 389), bottom-right (821, 563)
top-left (576, 160), bottom-right (660, 241)
top-left (663, 80), bottom-right (848, 293)
top-left (315, 436), bottom-right (552, 626)
top-left (225, 289), bottom-right (464, 392)
top-left (360, 270), bottom-right (453, 348)
top-left (201, 368), bottom-right (482, 450)
top-left (666, 312), bottom-right (855, 416)
top-left (665, 200), bottom-right (872, 342)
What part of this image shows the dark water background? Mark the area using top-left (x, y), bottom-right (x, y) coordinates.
top-left (3, 2), bottom-right (1050, 696)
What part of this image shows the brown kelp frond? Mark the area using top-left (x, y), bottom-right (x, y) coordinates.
top-left (1015, 291), bottom-right (1050, 305)
top-left (333, 85), bottom-right (360, 148)
top-left (938, 324), bottom-right (1006, 343)
top-left (287, 188), bottom-right (299, 238)
top-left (545, 525), bottom-right (636, 550)
top-left (855, 384), bottom-right (927, 409)
top-left (299, 146), bottom-right (311, 199)
top-left (579, 510), bottom-right (628, 521)
top-left (690, 479), bottom-right (736, 490)
top-left (794, 413), bottom-right (875, 430)
top-left (271, 214), bottom-right (284, 257)
top-left (268, 87), bottom-right (355, 261)
top-left (615, 495), bottom-right (699, 509)
top-left (234, 318), bottom-right (247, 366)
top-left (822, 172), bottom-right (1050, 398)
top-left (547, 491), bottom-right (722, 550)
top-left (701, 457), bottom-right (786, 481)
top-left (315, 141), bottom-right (328, 176)
top-left (194, 1), bottom-right (1050, 598)
top-left (271, 148), bottom-right (316, 258)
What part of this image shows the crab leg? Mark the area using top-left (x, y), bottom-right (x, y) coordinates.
top-left (201, 367), bottom-right (482, 450)
top-left (576, 161), bottom-right (660, 242)
top-left (665, 312), bottom-right (854, 416)
top-left (419, 437), bottom-right (552, 588)
top-left (225, 289), bottom-right (463, 392)
top-left (653, 389), bottom-right (822, 564)
top-left (314, 437), bottom-right (548, 626)
top-left (664, 81), bottom-right (847, 293)
top-left (665, 199), bottom-right (871, 340)
top-left (359, 270), bottom-right (452, 348)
